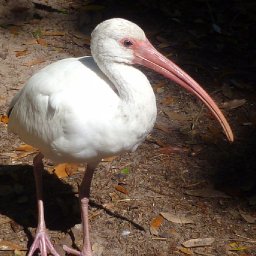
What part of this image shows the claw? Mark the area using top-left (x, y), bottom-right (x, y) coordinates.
top-left (63, 244), bottom-right (92, 256)
top-left (28, 231), bottom-right (60, 256)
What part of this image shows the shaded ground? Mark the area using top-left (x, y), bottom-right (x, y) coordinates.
top-left (0, 0), bottom-right (255, 255)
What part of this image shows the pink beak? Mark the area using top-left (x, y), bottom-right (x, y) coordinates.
top-left (133, 39), bottom-right (234, 142)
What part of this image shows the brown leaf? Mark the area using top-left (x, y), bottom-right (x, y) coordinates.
top-left (239, 210), bottom-right (256, 224)
top-left (13, 144), bottom-right (38, 160)
top-left (150, 215), bottom-right (164, 236)
top-left (37, 38), bottom-right (48, 46)
top-left (114, 185), bottom-right (128, 195)
top-left (15, 49), bottom-right (29, 57)
top-left (185, 188), bottom-right (230, 198)
top-left (182, 238), bottom-right (215, 248)
top-left (53, 163), bottom-right (78, 178)
top-left (160, 212), bottom-right (194, 224)
top-left (15, 144), bottom-right (37, 152)
top-left (176, 246), bottom-right (193, 255)
top-left (221, 99), bottom-right (246, 110)
top-left (102, 156), bottom-right (117, 162)
top-left (0, 115), bottom-right (9, 124)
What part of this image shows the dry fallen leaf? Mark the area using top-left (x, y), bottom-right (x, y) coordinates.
top-left (13, 144), bottom-right (38, 159)
top-left (221, 99), bottom-right (246, 110)
top-left (114, 185), bottom-right (128, 195)
top-left (16, 144), bottom-right (37, 152)
top-left (228, 242), bottom-right (248, 251)
top-left (37, 38), bottom-right (48, 46)
top-left (160, 212), bottom-right (194, 224)
top-left (101, 156), bottom-right (117, 162)
top-left (176, 246), bottom-right (193, 255)
top-left (15, 49), bottom-right (29, 57)
top-left (150, 215), bottom-right (164, 236)
top-left (0, 114), bottom-right (9, 124)
top-left (182, 238), bottom-right (215, 248)
top-left (239, 210), bottom-right (256, 224)
top-left (185, 188), bottom-right (230, 198)
top-left (53, 163), bottom-right (78, 178)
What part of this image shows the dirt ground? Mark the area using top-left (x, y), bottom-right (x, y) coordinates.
top-left (0, 0), bottom-right (255, 255)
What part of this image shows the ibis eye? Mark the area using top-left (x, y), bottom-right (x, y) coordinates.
top-left (123, 39), bottom-right (133, 48)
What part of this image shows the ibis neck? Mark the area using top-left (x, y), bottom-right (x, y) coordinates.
top-left (99, 61), bottom-right (155, 104)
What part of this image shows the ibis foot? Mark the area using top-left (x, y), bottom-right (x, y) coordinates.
top-left (28, 230), bottom-right (60, 256)
top-left (63, 244), bottom-right (92, 256)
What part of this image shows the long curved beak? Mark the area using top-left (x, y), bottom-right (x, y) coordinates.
top-left (133, 39), bottom-right (234, 142)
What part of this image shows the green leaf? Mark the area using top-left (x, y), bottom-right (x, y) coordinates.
top-left (120, 167), bottom-right (129, 175)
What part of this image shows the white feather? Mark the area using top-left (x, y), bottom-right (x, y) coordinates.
top-left (8, 52), bottom-right (156, 165)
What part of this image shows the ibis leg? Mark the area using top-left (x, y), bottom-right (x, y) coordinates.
top-left (28, 153), bottom-right (60, 256)
top-left (63, 166), bottom-right (95, 256)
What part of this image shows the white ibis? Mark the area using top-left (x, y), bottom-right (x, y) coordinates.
top-left (7, 18), bottom-right (233, 256)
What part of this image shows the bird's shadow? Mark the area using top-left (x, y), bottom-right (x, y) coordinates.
top-left (0, 164), bottom-right (80, 240)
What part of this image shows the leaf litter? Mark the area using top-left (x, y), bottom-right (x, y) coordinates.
top-left (160, 212), bottom-right (194, 224)
top-left (182, 238), bottom-right (215, 248)
top-left (185, 188), bottom-right (231, 198)
top-left (150, 215), bottom-right (164, 236)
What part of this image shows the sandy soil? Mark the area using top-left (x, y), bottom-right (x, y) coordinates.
top-left (0, 1), bottom-right (255, 255)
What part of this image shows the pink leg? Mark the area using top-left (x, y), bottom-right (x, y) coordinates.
top-left (63, 166), bottom-right (95, 256)
top-left (28, 153), bottom-right (60, 256)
